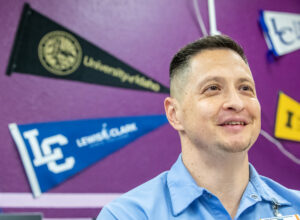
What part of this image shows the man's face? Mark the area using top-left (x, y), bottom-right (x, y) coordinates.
top-left (175, 49), bottom-right (261, 154)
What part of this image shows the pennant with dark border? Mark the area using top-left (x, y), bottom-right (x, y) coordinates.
top-left (6, 3), bottom-right (169, 94)
top-left (8, 114), bottom-right (168, 197)
top-left (259, 10), bottom-right (300, 57)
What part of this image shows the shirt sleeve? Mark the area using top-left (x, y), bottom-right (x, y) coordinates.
top-left (96, 206), bottom-right (118, 220)
top-left (96, 202), bottom-right (148, 220)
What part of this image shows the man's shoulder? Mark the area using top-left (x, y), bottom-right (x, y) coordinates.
top-left (259, 174), bottom-right (300, 204)
top-left (97, 171), bottom-right (171, 219)
top-left (114, 170), bottom-right (170, 204)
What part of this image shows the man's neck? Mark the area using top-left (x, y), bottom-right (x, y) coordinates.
top-left (181, 144), bottom-right (250, 219)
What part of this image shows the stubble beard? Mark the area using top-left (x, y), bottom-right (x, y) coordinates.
top-left (216, 138), bottom-right (253, 154)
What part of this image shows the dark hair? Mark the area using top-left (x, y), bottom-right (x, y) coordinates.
top-left (169, 35), bottom-right (248, 82)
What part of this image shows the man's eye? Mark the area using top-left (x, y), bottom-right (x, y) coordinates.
top-left (204, 85), bottom-right (220, 93)
top-left (241, 86), bottom-right (249, 90)
top-left (209, 85), bottom-right (219, 90)
top-left (240, 85), bottom-right (254, 92)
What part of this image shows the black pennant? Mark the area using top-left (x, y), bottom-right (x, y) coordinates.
top-left (6, 3), bottom-right (170, 94)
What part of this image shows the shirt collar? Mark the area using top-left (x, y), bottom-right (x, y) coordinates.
top-left (167, 155), bottom-right (291, 216)
top-left (248, 163), bottom-right (291, 206)
top-left (167, 154), bottom-right (204, 216)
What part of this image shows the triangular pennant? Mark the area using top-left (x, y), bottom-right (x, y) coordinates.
top-left (259, 10), bottom-right (300, 57)
top-left (6, 3), bottom-right (169, 94)
top-left (8, 115), bottom-right (168, 197)
top-left (274, 92), bottom-right (300, 142)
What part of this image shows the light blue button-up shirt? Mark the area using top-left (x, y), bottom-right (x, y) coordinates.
top-left (97, 155), bottom-right (300, 219)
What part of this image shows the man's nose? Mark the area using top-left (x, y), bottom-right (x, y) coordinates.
top-left (222, 89), bottom-right (244, 112)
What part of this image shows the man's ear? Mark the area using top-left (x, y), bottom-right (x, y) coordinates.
top-left (164, 97), bottom-right (184, 131)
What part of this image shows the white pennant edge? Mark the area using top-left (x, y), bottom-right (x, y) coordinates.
top-left (8, 123), bottom-right (42, 197)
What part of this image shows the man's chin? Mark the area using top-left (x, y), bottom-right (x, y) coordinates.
top-left (217, 141), bottom-right (252, 153)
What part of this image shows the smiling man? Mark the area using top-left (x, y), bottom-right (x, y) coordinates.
top-left (97, 35), bottom-right (300, 220)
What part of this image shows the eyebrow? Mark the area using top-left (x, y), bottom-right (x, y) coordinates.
top-left (237, 77), bottom-right (255, 85)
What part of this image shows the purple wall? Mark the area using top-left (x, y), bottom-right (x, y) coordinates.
top-left (1, 0), bottom-right (300, 218)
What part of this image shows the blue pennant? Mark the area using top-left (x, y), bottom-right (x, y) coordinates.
top-left (9, 115), bottom-right (168, 197)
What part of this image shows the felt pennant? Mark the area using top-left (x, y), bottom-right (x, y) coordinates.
top-left (274, 92), bottom-right (300, 142)
top-left (9, 115), bottom-right (168, 197)
top-left (259, 10), bottom-right (300, 56)
top-left (6, 3), bottom-right (169, 94)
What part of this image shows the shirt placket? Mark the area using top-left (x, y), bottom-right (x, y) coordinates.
top-left (234, 182), bottom-right (262, 220)
top-left (199, 191), bottom-right (232, 220)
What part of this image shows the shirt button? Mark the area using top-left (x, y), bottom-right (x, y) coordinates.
top-left (250, 194), bottom-right (258, 200)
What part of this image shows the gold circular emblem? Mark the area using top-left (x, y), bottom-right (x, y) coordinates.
top-left (38, 31), bottom-right (82, 75)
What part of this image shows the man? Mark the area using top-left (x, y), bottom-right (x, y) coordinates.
top-left (97, 35), bottom-right (300, 219)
